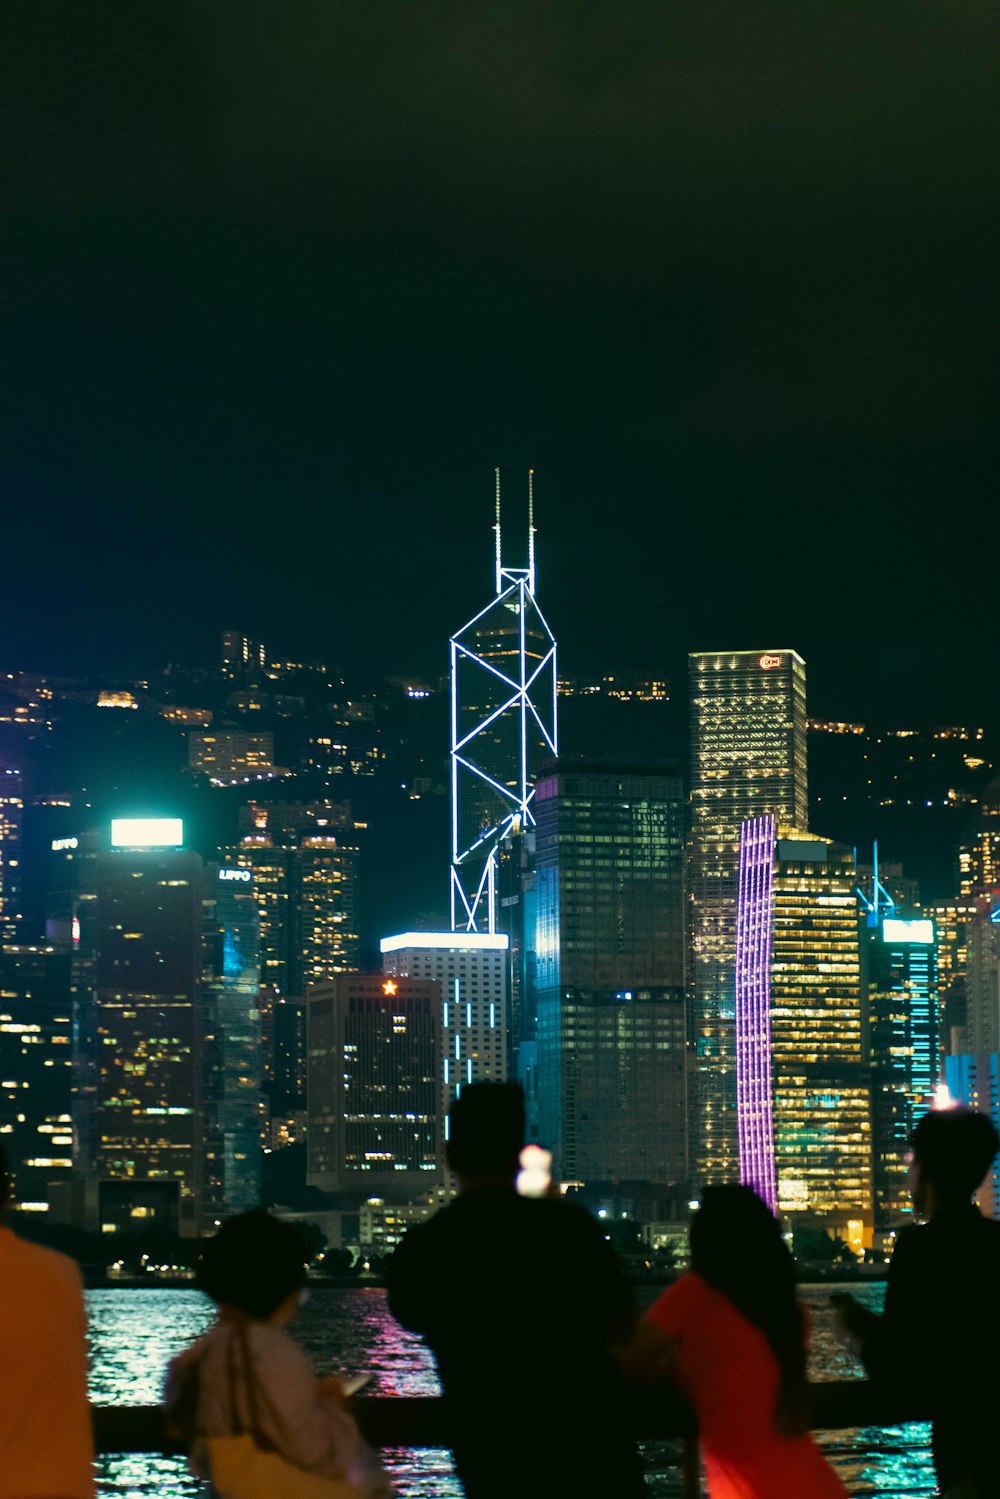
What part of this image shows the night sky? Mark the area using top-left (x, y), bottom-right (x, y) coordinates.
top-left (3, 6), bottom-right (997, 724)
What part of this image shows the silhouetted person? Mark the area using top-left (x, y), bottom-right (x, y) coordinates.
top-left (0, 1141), bottom-right (95, 1498)
top-left (835, 1106), bottom-right (1000, 1498)
top-left (623, 1185), bottom-right (846, 1497)
top-left (386, 1083), bottom-right (645, 1498)
top-left (165, 1211), bottom-right (389, 1495)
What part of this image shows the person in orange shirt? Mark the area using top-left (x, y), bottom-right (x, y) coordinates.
top-left (0, 1143), bottom-right (94, 1499)
top-left (622, 1185), bottom-right (846, 1499)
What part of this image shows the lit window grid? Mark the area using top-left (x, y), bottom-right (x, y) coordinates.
top-left (687, 653), bottom-right (808, 1186)
top-left (735, 815), bottom-right (777, 1212)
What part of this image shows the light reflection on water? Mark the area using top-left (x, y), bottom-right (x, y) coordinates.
top-left (87, 1282), bottom-right (935, 1498)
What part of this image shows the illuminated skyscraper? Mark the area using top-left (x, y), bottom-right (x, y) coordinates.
top-left (0, 767), bottom-right (24, 940)
top-left (200, 865), bottom-right (263, 1222)
top-left (53, 820), bottom-right (263, 1232)
top-left (222, 822), bottom-right (359, 1148)
top-left (0, 942), bottom-right (74, 1215)
top-left (531, 761), bottom-right (687, 1183)
top-left (865, 916), bottom-right (939, 1236)
top-left (306, 974), bottom-right (439, 1195)
top-left (188, 730), bottom-right (276, 785)
top-left (85, 821), bottom-right (205, 1233)
top-left (450, 471), bottom-right (557, 932)
top-left (380, 931), bottom-right (509, 1142)
top-left (220, 629), bottom-right (266, 679)
top-left (689, 651), bottom-right (808, 1187)
top-left (736, 819), bottom-right (871, 1245)
top-left (958, 778), bottom-right (1000, 896)
top-left (224, 829), bottom-right (360, 994)
top-left (944, 1053), bottom-right (1000, 1219)
top-left (934, 898), bottom-right (978, 1046)
top-left (961, 895), bottom-right (1000, 1053)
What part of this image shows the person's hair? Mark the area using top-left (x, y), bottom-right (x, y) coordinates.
top-left (196, 1212), bottom-right (309, 1318)
top-left (446, 1082), bottom-right (525, 1177)
top-left (911, 1107), bottom-right (999, 1202)
top-left (0, 1140), bottom-right (8, 1210)
top-left (690, 1185), bottom-right (809, 1435)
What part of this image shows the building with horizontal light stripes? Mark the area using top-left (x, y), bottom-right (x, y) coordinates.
top-left (381, 931), bottom-right (508, 1150)
top-left (736, 818), bottom-right (871, 1248)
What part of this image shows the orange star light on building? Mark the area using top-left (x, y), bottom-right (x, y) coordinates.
top-left (382, 979), bottom-right (398, 996)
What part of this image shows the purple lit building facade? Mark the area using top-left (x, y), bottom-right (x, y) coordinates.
top-left (735, 817), bottom-right (777, 1211)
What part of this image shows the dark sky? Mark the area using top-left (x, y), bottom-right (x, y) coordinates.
top-left (3, 4), bottom-right (997, 724)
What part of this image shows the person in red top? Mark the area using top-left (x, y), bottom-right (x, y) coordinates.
top-left (624, 1185), bottom-right (846, 1499)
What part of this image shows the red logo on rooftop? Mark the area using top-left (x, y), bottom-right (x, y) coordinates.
top-left (759, 655), bottom-right (781, 669)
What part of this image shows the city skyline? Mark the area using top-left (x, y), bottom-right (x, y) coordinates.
top-left (2, 13), bottom-right (997, 1493)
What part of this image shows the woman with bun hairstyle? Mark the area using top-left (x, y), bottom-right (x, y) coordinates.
top-left (165, 1211), bottom-right (390, 1497)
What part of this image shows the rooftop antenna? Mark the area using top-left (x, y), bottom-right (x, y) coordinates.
top-left (527, 468), bottom-right (536, 593)
top-left (494, 467), bottom-right (503, 595)
top-left (857, 838), bottom-right (896, 929)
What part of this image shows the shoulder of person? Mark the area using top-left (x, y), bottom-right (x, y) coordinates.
top-left (645, 1271), bottom-right (701, 1337)
top-left (387, 1212), bottom-right (439, 1269)
top-left (890, 1222), bottom-right (923, 1260)
top-left (535, 1195), bottom-right (603, 1233)
top-left (8, 1232), bottom-right (84, 1293)
top-left (245, 1320), bottom-right (313, 1370)
top-left (655, 1271), bottom-right (703, 1306)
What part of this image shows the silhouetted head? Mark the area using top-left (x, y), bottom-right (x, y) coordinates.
top-left (910, 1107), bottom-right (999, 1214)
top-left (690, 1185), bottom-right (808, 1434)
top-left (446, 1082), bottom-right (525, 1187)
top-left (0, 1141), bottom-right (9, 1215)
top-left (690, 1184), bottom-right (789, 1284)
top-left (197, 1212), bottom-right (309, 1319)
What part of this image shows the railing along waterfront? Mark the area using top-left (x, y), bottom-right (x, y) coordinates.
top-left (93, 1384), bottom-right (932, 1497)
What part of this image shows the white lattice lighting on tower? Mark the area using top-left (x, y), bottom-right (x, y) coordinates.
top-left (450, 470), bottom-right (558, 932)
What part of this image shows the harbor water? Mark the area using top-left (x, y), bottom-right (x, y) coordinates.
top-left (88, 1282), bottom-right (935, 1497)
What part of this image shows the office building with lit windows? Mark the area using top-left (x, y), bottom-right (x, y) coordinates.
top-left (220, 630), bottom-right (266, 678)
top-left (689, 651), bottom-right (808, 1188)
top-left (306, 974), bottom-right (439, 1196)
top-left (958, 778), bottom-right (1000, 897)
top-left (188, 730), bottom-right (276, 784)
top-left (0, 767), bottom-right (24, 940)
top-left (960, 895), bottom-right (1000, 1054)
top-left (865, 917), bottom-right (939, 1235)
top-left (80, 820), bottom-right (205, 1233)
top-left (51, 819), bottom-right (263, 1232)
top-left (934, 899), bottom-right (978, 1046)
top-left (531, 761), bottom-right (687, 1184)
top-left (736, 819), bottom-right (871, 1246)
top-left (223, 814), bottom-right (359, 1148)
top-left (260, 994), bottom-right (307, 1148)
top-left (223, 828), bottom-right (360, 996)
top-left (944, 1052), bottom-right (1000, 1220)
top-left (0, 942), bottom-right (74, 1214)
top-left (200, 865), bottom-right (263, 1221)
top-left (380, 931), bottom-right (509, 1142)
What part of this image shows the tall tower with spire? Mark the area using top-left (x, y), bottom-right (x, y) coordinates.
top-left (450, 470), bottom-right (558, 932)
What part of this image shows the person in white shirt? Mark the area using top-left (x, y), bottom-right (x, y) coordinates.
top-left (165, 1211), bottom-right (389, 1497)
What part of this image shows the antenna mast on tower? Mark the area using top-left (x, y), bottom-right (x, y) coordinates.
top-left (494, 467), bottom-right (503, 596)
top-left (527, 468), bottom-right (536, 593)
